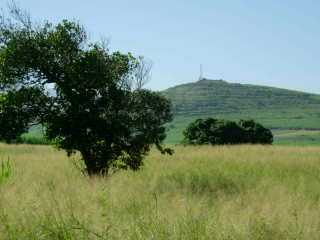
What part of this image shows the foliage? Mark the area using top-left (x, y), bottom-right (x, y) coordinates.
top-left (0, 9), bottom-right (172, 175)
top-left (183, 118), bottom-right (273, 145)
top-left (238, 119), bottom-right (273, 144)
top-left (0, 87), bottom-right (48, 143)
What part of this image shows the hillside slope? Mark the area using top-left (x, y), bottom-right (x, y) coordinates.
top-left (162, 79), bottom-right (320, 143)
top-left (164, 79), bottom-right (320, 116)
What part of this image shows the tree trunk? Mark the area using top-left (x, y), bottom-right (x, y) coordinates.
top-left (80, 150), bottom-right (108, 176)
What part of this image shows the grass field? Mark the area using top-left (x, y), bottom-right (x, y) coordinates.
top-left (273, 130), bottom-right (320, 146)
top-left (1, 144), bottom-right (320, 239)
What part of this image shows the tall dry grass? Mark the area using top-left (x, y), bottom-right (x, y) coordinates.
top-left (0, 144), bottom-right (320, 239)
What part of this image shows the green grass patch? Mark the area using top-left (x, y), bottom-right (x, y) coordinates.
top-left (1, 145), bottom-right (320, 239)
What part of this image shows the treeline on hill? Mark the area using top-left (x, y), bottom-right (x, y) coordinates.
top-left (183, 118), bottom-right (273, 145)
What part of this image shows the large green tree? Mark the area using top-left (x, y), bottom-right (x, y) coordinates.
top-left (0, 7), bottom-right (172, 175)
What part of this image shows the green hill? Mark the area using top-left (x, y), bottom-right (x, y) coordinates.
top-left (163, 79), bottom-right (320, 144)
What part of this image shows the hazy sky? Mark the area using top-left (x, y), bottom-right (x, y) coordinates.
top-left (1, 0), bottom-right (320, 93)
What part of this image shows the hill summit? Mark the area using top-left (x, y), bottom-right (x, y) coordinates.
top-left (163, 79), bottom-right (320, 117)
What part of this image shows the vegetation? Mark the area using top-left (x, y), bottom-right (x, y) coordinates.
top-left (238, 119), bottom-right (273, 144)
top-left (163, 79), bottom-right (320, 117)
top-left (163, 79), bottom-right (320, 144)
top-left (0, 87), bottom-right (47, 143)
top-left (183, 118), bottom-right (273, 145)
top-left (0, 144), bottom-right (320, 239)
top-left (0, 158), bottom-right (12, 185)
top-left (0, 2), bottom-right (317, 240)
top-left (0, 7), bottom-right (172, 175)
top-left (18, 79), bottom-right (320, 146)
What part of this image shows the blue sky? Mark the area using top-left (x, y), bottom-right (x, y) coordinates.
top-left (1, 0), bottom-right (320, 93)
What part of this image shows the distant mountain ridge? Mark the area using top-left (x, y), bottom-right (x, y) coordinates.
top-left (163, 79), bottom-right (320, 116)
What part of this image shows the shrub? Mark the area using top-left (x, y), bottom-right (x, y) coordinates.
top-left (238, 119), bottom-right (273, 144)
top-left (183, 118), bottom-right (273, 145)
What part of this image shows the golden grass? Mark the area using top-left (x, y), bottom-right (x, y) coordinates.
top-left (0, 144), bottom-right (320, 239)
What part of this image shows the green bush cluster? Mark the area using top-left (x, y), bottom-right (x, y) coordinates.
top-left (183, 118), bottom-right (273, 145)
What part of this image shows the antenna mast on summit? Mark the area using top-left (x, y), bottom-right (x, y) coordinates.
top-left (199, 64), bottom-right (203, 80)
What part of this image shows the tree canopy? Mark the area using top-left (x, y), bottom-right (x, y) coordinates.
top-left (0, 7), bottom-right (173, 175)
top-left (183, 118), bottom-right (273, 145)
